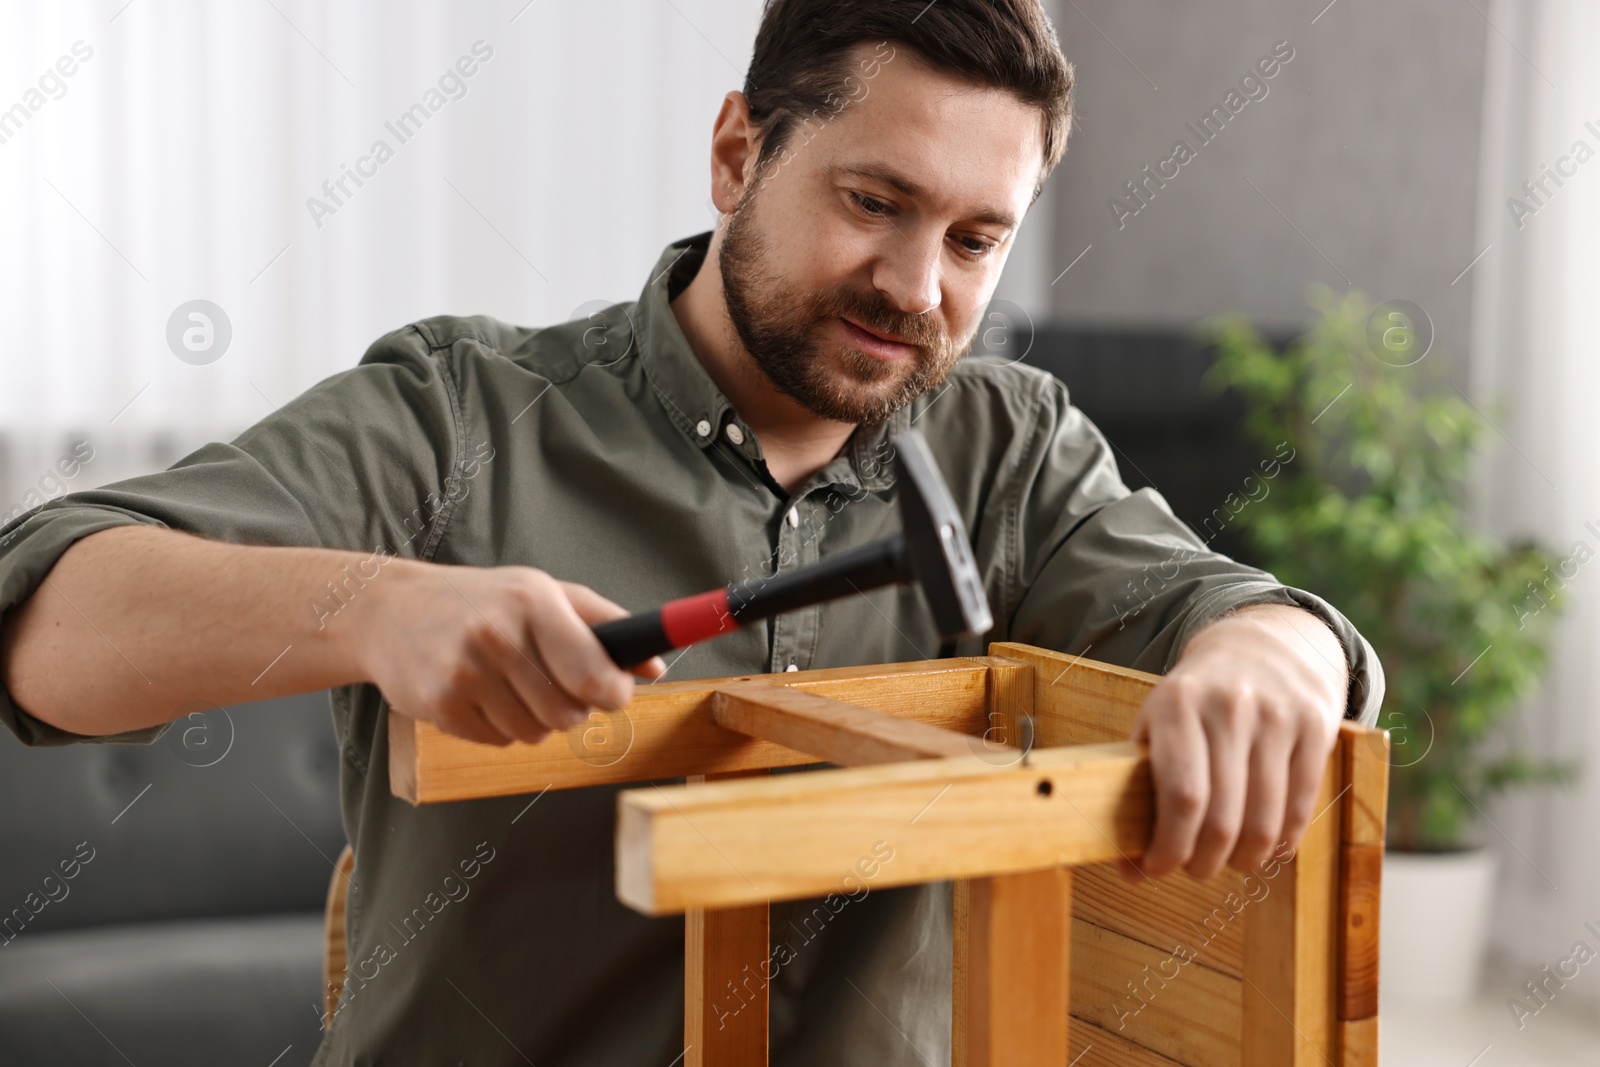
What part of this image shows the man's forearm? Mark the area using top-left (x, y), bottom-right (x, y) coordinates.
top-left (0, 525), bottom-right (385, 736)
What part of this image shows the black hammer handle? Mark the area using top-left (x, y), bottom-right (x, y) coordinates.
top-left (592, 532), bottom-right (910, 668)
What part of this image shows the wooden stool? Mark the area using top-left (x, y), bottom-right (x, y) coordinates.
top-left (384, 641), bottom-right (1388, 1066)
top-left (322, 842), bottom-right (356, 1028)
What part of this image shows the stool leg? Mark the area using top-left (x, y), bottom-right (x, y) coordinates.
top-left (684, 770), bottom-right (770, 1066)
top-left (953, 867), bottom-right (1073, 1067)
top-left (685, 904), bottom-right (770, 1066)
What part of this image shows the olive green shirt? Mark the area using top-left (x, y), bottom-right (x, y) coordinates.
top-left (0, 234), bottom-right (1381, 1066)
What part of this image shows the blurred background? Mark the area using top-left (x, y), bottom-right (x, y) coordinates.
top-left (1, 1), bottom-right (1596, 1064)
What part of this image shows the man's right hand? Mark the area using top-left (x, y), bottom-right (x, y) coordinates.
top-left (346, 560), bottom-right (667, 747)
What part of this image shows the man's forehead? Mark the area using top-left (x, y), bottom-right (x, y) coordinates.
top-left (809, 54), bottom-right (1044, 226)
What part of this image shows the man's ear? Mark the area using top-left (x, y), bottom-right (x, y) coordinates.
top-left (708, 91), bottom-right (762, 215)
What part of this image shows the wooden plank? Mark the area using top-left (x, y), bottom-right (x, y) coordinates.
top-left (1070, 1017), bottom-right (1197, 1067)
top-left (1242, 749), bottom-right (1342, 1067)
top-left (390, 658), bottom-right (996, 804)
top-left (954, 867), bottom-right (1073, 1067)
top-left (616, 742), bottom-right (1151, 914)
top-left (973, 655), bottom-right (1035, 762)
top-left (322, 843), bottom-right (356, 1028)
top-left (710, 680), bottom-right (977, 766)
top-left (1338, 842), bottom-right (1383, 1021)
top-left (1073, 863), bottom-right (1248, 979)
top-left (1338, 1015), bottom-right (1378, 1067)
top-left (987, 642), bottom-right (1157, 745)
top-left (1341, 721), bottom-right (1390, 846)
top-left (952, 879), bottom-right (972, 1063)
top-left (1339, 723), bottom-right (1388, 1022)
top-left (1069, 918), bottom-right (1240, 1067)
top-left (685, 769), bottom-right (769, 1067)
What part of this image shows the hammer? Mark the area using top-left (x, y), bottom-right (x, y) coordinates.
top-left (592, 429), bottom-right (993, 668)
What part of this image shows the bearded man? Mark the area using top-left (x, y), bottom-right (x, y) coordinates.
top-left (0, 1), bottom-right (1380, 1063)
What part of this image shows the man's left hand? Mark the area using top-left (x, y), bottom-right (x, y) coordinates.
top-left (1121, 602), bottom-right (1349, 882)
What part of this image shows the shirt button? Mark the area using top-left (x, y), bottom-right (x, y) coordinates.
top-left (785, 507), bottom-right (798, 528)
top-left (724, 423), bottom-right (746, 445)
top-left (785, 663), bottom-right (799, 672)
top-left (695, 419), bottom-right (711, 438)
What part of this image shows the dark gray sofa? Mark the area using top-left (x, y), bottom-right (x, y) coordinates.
top-left (0, 691), bottom-right (344, 1067)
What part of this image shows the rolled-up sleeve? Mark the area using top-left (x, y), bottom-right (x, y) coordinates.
top-left (0, 324), bottom-right (460, 747)
top-left (1003, 375), bottom-right (1383, 726)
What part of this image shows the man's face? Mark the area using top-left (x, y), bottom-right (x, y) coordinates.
top-left (718, 46), bottom-right (1045, 425)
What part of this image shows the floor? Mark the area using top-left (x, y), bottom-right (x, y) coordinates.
top-left (1383, 962), bottom-right (1600, 1066)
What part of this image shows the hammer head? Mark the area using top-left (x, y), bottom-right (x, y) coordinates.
top-left (892, 430), bottom-right (993, 641)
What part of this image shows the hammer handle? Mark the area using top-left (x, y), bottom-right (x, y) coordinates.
top-left (592, 532), bottom-right (908, 668)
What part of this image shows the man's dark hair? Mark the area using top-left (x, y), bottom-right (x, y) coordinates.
top-left (744, 0), bottom-right (1074, 192)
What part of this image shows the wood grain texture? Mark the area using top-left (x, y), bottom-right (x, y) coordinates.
top-left (1339, 1015), bottom-right (1379, 1067)
top-left (955, 868), bottom-right (1073, 1067)
top-left (1338, 722), bottom-right (1389, 1025)
top-left (616, 742), bottom-right (1151, 914)
top-left (710, 680), bottom-right (978, 766)
top-left (1073, 863), bottom-right (1248, 979)
top-left (390, 658), bottom-right (996, 804)
top-left (952, 879), bottom-right (972, 1064)
top-left (684, 771), bottom-right (770, 1067)
top-left (685, 905), bottom-right (768, 1067)
top-left (1069, 1017), bottom-right (1198, 1067)
top-left (1070, 918), bottom-right (1241, 1067)
top-left (1242, 750), bottom-right (1342, 1067)
top-left (1338, 842), bottom-right (1383, 1021)
top-left (987, 641), bottom-right (1158, 745)
top-left (322, 843), bottom-right (356, 1028)
top-left (974, 655), bottom-right (1035, 761)
top-left (1341, 722), bottom-right (1390, 846)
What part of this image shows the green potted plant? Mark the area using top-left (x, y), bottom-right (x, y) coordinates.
top-left (1201, 287), bottom-right (1576, 1003)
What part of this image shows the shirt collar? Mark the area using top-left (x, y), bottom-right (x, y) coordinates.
top-left (632, 233), bottom-right (910, 496)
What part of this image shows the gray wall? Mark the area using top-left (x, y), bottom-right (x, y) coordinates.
top-left (1037, 0), bottom-right (1489, 367)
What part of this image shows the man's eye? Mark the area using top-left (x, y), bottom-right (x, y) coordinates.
top-left (851, 192), bottom-right (889, 216)
top-left (954, 235), bottom-right (997, 257)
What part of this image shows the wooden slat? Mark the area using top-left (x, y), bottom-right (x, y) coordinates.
top-left (390, 658), bottom-right (996, 804)
top-left (322, 843), bottom-right (356, 1028)
top-left (987, 642), bottom-right (1157, 745)
top-left (953, 879), bottom-right (972, 1061)
top-left (685, 770), bottom-right (769, 1067)
top-left (616, 742), bottom-right (1151, 914)
top-left (1338, 1015), bottom-right (1379, 1067)
top-left (1340, 722), bottom-right (1388, 1023)
top-left (710, 680), bottom-right (978, 766)
top-left (1069, 1017), bottom-right (1192, 1067)
top-left (974, 655), bottom-right (1035, 761)
top-left (1069, 918), bottom-right (1241, 1067)
top-left (1073, 863), bottom-right (1248, 979)
top-left (1242, 749), bottom-right (1342, 1066)
top-left (1341, 721), bottom-right (1390, 846)
top-left (954, 867), bottom-right (1073, 1067)
top-left (1338, 842), bottom-right (1383, 1021)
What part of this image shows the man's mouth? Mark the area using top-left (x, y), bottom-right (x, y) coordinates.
top-left (839, 317), bottom-right (916, 361)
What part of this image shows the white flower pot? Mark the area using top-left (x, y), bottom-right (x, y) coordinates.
top-left (1380, 848), bottom-right (1500, 1004)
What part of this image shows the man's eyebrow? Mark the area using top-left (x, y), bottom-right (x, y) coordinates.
top-left (828, 164), bottom-right (1018, 230)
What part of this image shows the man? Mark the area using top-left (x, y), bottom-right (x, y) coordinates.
top-left (0, 0), bottom-right (1381, 1063)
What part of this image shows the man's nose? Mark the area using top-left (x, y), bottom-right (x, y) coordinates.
top-left (871, 232), bottom-right (942, 317)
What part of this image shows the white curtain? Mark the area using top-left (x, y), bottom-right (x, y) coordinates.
top-left (1471, 0), bottom-right (1600, 995)
top-left (0, 0), bottom-right (772, 503)
top-left (0, 0), bottom-right (1065, 515)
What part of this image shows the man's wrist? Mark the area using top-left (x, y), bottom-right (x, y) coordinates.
top-left (322, 553), bottom-right (422, 682)
top-left (1190, 602), bottom-right (1351, 718)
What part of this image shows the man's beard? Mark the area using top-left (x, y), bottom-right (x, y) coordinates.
top-left (718, 194), bottom-right (967, 425)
